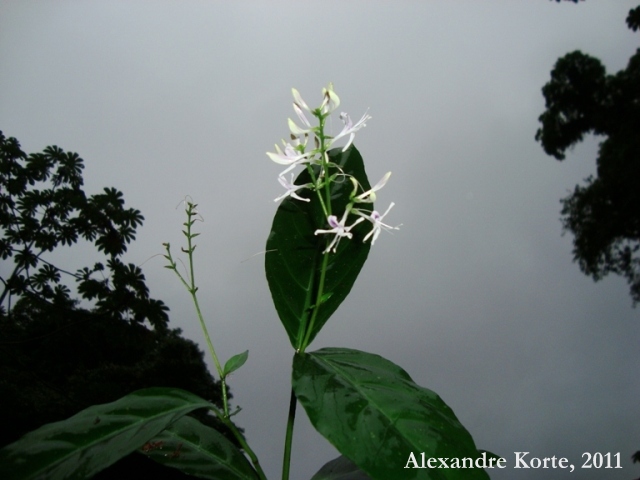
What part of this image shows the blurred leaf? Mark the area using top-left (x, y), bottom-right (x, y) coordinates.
top-left (140, 415), bottom-right (259, 480)
top-left (223, 350), bottom-right (249, 377)
top-left (0, 388), bottom-right (212, 480)
top-left (311, 455), bottom-right (372, 480)
top-left (265, 145), bottom-right (372, 351)
top-left (293, 348), bottom-right (490, 480)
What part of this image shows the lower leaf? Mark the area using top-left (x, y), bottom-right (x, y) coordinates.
top-left (0, 387), bottom-right (212, 480)
top-left (311, 455), bottom-right (372, 480)
top-left (293, 348), bottom-right (490, 480)
top-left (140, 415), bottom-right (259, 480)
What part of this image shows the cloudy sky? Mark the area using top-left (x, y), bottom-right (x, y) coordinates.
top-left (1, 1), bottom-right (639, 479)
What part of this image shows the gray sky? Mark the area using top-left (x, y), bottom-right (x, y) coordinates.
top-left (1, 2), bottom-right (639, 479)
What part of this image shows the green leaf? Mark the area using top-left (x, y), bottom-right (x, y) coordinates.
top-left (0, 388), bottom-right (213, 480)
top-left (311, 455), bottom-right (372, 480)
top-left (223, 350), bottom-right (249, 377)
top-left (265, 145), bottom-right (372, 351)
top-left (293, 348), bottom-right (490, 480)
top-left (140, 415), bottom-right (259, 480)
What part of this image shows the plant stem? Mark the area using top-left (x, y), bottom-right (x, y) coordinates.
top-left (189, 286), bottom-right (229, 416)
top-left (166, 203), bottom-right (266, 478)
top-left (208, 405), bottom-right (268, 480)
top-left (298, 112), bottom-right (334, 351)
top-left (318, 115), bottom-right (333, 219)
top-left (182, 206), bottom-right (230, 418)
top-left (300, 251), bottom-right (330, 351)
top-left (306, 163), bottom-right (329, 219)
top-left (281, 388), bottom-right (298, 480)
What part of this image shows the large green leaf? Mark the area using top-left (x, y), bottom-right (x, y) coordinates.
top-left (265, 145), bottom-right (372, 351)
top-left (311, 455), bottom-right (372, 480)
top-left (140, 415), bottom-right (259, 480)
top-left (293, 348), bottom-right (491, 480)
top-left (0, 388), bottom-right (213, 480)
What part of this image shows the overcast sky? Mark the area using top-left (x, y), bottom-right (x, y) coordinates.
top-left (1, 2), bottom-right (639, 479)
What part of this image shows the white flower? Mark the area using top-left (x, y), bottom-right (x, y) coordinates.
top-left (314, 210), bottom-right (363, 254)
top-left (274, 174), bottom-right (311, 203)
top-left (330, 111), bottom-right (372, 152)
top-left (320, 83), bottom-right (340, 115)
top-left (353, 202), bottom-right (400, 245)
top-left (351, 171), bottom-right (391, 204)
top-left (266, 142), bottom-right (312, 176)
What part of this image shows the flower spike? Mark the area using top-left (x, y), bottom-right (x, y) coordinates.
top-left (268, 84), bottom-right (398, 254)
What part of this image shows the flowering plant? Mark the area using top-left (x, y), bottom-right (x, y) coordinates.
top-left (0, 85), bottom-right (494, 480)
top-left (268, 84), bottom-right (399, 256)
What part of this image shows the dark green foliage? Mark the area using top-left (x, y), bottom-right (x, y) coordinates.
top-left (0, 131), bottom-right (168, 328)
top-left (0, 131), bottom-right (234, 477)
top-left (535, 10), bottom-right (640, 304)
top-left (311, 455), bottom-right (371, 480)
top-left (0, 388), bottom-right (215, 480)
top-left (628, 6), bottom-right (640, 31)
top-left (0, 298), bottom-right (233, 477)
top-left (535, 51), bottom-right (608, 161)
top-left (140, 415), bottom-right (260, 480)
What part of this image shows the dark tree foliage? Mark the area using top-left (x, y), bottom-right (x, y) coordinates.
top-left (535, 9), bottom-right (640, 305)
top-left (0, 132), bottom-right (233, 477)
top-left (0, 131), bottom-right (169, 328)
top-left (628, 6), bottom-right (640, 32)
top-left (0, 298), bottom-right (231, 478)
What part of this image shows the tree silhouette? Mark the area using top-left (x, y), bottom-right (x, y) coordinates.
top-left (535, 6), bottom-right (640, 305)
top-left (0, 130), bottom-right (169, 327)
top-left (0, 131), bottom-right (231, 477)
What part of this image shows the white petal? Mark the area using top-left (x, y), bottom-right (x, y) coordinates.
top-left (293, 103), bottom-right (312, 128)
top-left (288, 118), bottom-right (311, 136)
top-left (292, 88), bottom-right (311, 112)
top-left (371, 172), bottom-right (392, 192)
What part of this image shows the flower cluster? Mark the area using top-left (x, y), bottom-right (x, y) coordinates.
top-left (266, 84), bottom-right (399, 253)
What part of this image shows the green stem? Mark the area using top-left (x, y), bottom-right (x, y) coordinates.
top-left (318, 115), bottom-right (332, 218)
top-left (300, 251), bottom-right (330, 352)
top-left (189, 286), bottom-right (229, 416)
top-left (306, 163), bottom-right (329, 219)
top-left (281, 388), bottom-right (298, 480)
top-left (299, 113), bottom-right (336, 351)
top-left (166, 204), bottom-right (265, 477)
top-left (209, 405), bottom-right (268, 480)
top-left (183, 207), bottom-right (230, 418)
